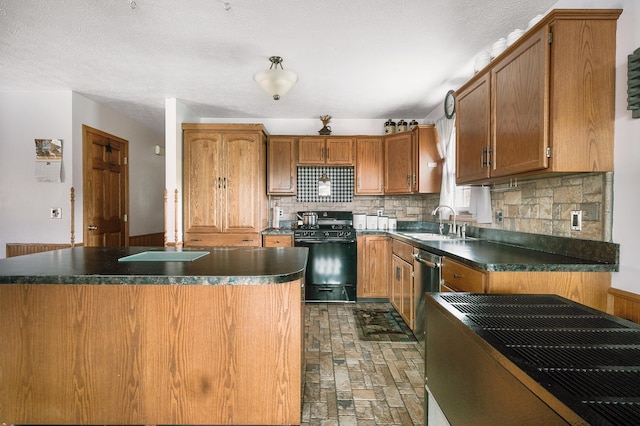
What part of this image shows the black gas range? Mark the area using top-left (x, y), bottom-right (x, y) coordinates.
top-left (293, 211), bottom-right (357, 302)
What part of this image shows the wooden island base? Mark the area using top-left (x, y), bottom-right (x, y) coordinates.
top-left (0, 281), bottom-right (303, 425)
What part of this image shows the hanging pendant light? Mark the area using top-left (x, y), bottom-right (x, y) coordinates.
top-left (254, 56), bottom-right (298, 100)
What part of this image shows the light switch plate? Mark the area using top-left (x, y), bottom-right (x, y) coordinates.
top-left (571, 210), bottom-right (582, 231)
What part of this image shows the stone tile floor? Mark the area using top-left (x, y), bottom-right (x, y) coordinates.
top-left (302, 302), bottom-right (425, 425)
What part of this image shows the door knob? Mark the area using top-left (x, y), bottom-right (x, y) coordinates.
top-left (87, 225), bottom-right (97, 230)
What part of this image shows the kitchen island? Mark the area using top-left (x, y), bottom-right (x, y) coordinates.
top-left (0, 246), bottom-right (308, 425)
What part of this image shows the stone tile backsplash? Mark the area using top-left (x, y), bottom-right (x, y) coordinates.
top-left (271, 172), bottom-right (612, 241)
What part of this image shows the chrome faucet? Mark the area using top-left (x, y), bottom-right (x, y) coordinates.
top-left (432, 205), bottom-right (457, 236)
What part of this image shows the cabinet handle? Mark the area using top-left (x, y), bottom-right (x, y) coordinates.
top-left (218, 177), bottom-right (222, 188)
top-left (453, 273), bottom-right (463, 279)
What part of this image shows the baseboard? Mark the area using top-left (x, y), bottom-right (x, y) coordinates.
top-left (129, 232), bottom-right (164, 246)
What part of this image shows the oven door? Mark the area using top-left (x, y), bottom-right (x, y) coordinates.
top-left (295, 240), bottom-right (357, 302)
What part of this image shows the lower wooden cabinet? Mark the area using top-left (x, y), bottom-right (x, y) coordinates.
top-left (441, 257), bottom-right (487, 293)
top-left (390, 239), bottom-right (416, 329)
top-left (263, 234), bottom-right (294, 247)
top-left (442, 256), bottom-right (611, 312)
top-left (357, 235), bottom-right (390, 298)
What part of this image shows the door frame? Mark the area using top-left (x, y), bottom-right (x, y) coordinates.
top-left (82, 125), bottom-right (130, 246)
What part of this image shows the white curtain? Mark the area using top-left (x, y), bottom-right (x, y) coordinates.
top-left (435, 116), bottom-right (456, 220)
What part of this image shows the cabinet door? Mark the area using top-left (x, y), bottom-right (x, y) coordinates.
top-left (223, 132), bottom-right (264, 233)
top-left (384, 133), bottom-right (413, 194)
top-left (391, 255), bottom-right (404, 313)
top-left (413, 125), bottom-right (442, 193)
top-left (397, 256), bottom-right (413, 328)
top-left (491, 28), bottom-right (548, 178)
top-left (326, 138), bottom-right (354, 165)
top-left (357, 235), bottom-right (390, 298)
top-left (355, 137), bottom-right (384, 194)
top-left (183, 130), bottom-right (223, 234)
top-left (456, 74), bottom-right (491, 184)
top-left (268, 137), bottom-right (296, 195)
top-left (298, 137), bottom-right (325, 165)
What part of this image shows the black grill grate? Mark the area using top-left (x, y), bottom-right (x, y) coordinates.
top-left (541, 368), bottom-right (640, 398)
top-left (586, 400), bottom-right (640, 425)
top-left (489, 328), bottom-right (640, 346)
top-left (511, 346), bottom-right (640, 368)
top-left (454, 303), bottom-right (588, 316)
top-left (467, 314), bottom-right (624, 330)
top-left (441, 293), bottom-right (566, 305)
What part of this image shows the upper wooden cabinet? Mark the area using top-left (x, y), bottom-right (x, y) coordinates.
top-left (183, 123), bottom-right (267, 246)
top-left (355, 137), bottom-right (384, 194)
top-left (384, 125), bottom-right (441, 194)
top-left (298, 137), bottom-right (354, 165)
top-left (267, 136), bottom-right (297, 195)
top-left (456, 9), bottom-right (621, 185)
top-left (384, 132), bottom-right (413, 194)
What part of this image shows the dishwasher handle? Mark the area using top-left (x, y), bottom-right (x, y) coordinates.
top-left (413, 253), bottom-right (441, 269)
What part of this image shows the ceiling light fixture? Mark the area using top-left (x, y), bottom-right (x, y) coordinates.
top-left (254, 56), bottom-right (298, 100)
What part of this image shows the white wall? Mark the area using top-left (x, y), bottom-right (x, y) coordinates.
top-left (0, 90), bottom-right (164, 258)
top-left (0, 91), bottom-right (74, 258)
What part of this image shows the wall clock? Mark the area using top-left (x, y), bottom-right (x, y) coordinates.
top-left (444, 89), bottom-right (456, 119)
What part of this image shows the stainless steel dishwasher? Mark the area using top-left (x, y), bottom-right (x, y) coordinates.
top-left (412, 248), bottom-right (442, 343)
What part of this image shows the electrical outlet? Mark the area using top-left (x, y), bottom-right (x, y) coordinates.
top-left (50, 208), bottom-right (61, 219)
top-left (279, 209), bottom-right (283, 217)
top-left (377, 209), bottom-right (383, 216)
top-left (495, 210), bottom-right (503, 223)
top-left (571, 210), bottom-right (582, 231)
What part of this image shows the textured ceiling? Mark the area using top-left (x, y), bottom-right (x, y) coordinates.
top-left (0, 0), bottom-right (557, 132)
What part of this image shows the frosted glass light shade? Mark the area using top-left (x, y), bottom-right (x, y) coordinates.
top-left (254, 66), bottom-right (298, 100)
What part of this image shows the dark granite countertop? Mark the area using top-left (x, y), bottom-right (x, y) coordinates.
top-left (389, 232), bottom-right (616, 272)
top-left (0, 246), bottom-right (308, 285)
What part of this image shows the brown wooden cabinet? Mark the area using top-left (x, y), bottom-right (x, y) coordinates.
top-left (441, 257), bottom-right (487, 293)
top-left (267, 136), bottom-right (296, 195)
top-left (355, 137), bottom-right (384, 194)
top-left (390, 239), bottom-right (415, 329)
top-left (357, 234), bottom-right (390, 298)
top-left (456, 9), bottom-right (620, 185)
top-left (384, 132), bottom-right (413, 194)
top-left (412, 125), bottom-right (442, 193)
top-left (384, 126), bottom-right (441, 194)
top-left (183, 123), bottom-right (267, 247)
top-left (298, 136), bottom-right (354, 165)
top-left (263, 234), bottom-right (294, 247)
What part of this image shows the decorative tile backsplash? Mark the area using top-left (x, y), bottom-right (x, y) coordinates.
top-left (297, 167), bottom-right (354, 203)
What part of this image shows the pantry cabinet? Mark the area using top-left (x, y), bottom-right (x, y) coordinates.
top-left (355, 137), bottom-right (384, 194)
top-left (267, 136), bottom-right (296, 195)
top-left (298, 137), bottom-right (354, 165)
top-left (357, 235), bottom-right (390, 298)
top-left (183, 123), bottom-right (268, 247)
top-left (455, 9), bottom-right (620, 185)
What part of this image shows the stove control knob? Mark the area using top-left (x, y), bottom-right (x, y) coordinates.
top-left (324, 231), bottom-right (330, 238)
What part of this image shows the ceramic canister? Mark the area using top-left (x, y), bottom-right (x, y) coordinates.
top-left (388, 218), bottom-right (397, 230)
top-left (384, 119), bottom-right (396, 134)
top-left (378, 216), bottom-right (389, 230)
top-left (353, 213), bottom-right (367, 230)
top-left (366, 215), bottom-right (378, 230)
top-left (397, 120), bottom-right (408, 132)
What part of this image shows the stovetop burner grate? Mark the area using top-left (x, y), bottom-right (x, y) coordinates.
top-left (540, 368), bottom-right (640, 398)
top-left (455, 303), bottom-right (588, 316)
